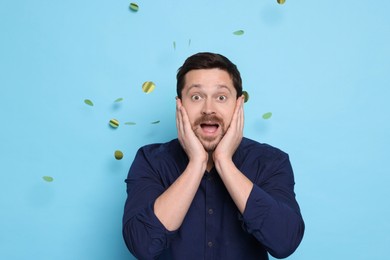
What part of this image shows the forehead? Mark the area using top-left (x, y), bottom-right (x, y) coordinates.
top-left (183, 68), bottom-right (235, 93)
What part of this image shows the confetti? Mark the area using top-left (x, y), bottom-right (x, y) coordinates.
top-left (242, 91), bottom-right (249, 103)
top-left (173, 41), bottom-right (176, 50)
top-left (42, 176), bottom-right (54, 182)
top-left (277, 0), bottom-right (286, 4)
top-left (114, 150), bottom-right (124, 160)
top-left (188, 39), bottom-right (191, 46)
top-left (114, 98), bottom-right (123, 103)
top-left (109, 119), bottom-right (120, 128)
top-left (84, 99), bottom-right (94, 106)
top-left (142, 81), bottom-right (156, 93)
top-left (262, 112), bottom-right (273, 119)
top-left (129, 3), bottom-right (139, 12)
top-left (233, 30), bottom-right (244, 36)
top-left (125, 122), bottom-right (136, 125)
top-left (151, 120), bottom-right (160, 124)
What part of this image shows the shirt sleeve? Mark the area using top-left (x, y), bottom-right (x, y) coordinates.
top-left (122, 147), bottom-right (177, 260)
top-left (240, 153), bottom-right (305, 259)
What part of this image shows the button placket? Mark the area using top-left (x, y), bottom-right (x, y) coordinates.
top-left (205, 172), bottom-right (216, 258)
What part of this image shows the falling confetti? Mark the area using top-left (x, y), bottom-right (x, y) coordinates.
top-left (173, 41), bottom-right (176, 50)
top-left (115, 150), bottom-right (124, 160)
top-left (142, 81), bottom-right (156, 93)
top-left (109, 119), bottom-right (120, 128)
top-left (84, 99), bottom-right (94, 106)
top-left (188, 39), bottom-right (191, 46)
top-left (262, 112), bottom-right (273, 119)
top-left (114, 98), bottom-right (124, 103)
top-left (233, 30), bottom-right (244, 36)
top-left (242, 91), bottom-right (249, 103)
top-left (277, 0), bottom-right (286, 4)
top-left (125, 122), bottom-right (136, 125)
top-left (151, 120), bottom-right (160, 124)
top-left (42, 176), bottom-right (54, 182)
top-left (129, 3), bottom-right (139, 12)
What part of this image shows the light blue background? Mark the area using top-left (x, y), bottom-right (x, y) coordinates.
top-left (1, 0), bottom-right (389, 259)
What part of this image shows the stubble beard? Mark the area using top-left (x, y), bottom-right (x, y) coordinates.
top-left (192, 115), bottom-right (226, 152)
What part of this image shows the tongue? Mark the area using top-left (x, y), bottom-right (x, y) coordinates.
top-left (202, 125), bottom-right (218, 133)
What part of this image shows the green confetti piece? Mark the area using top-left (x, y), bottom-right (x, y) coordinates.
top-left (42, 176), bottom-right (54, 182)
top-left (173, 41), bottom-right (176, 50)
top-left (277, 0), bottom-right (286, 4)
top-left (151, 120), bottom-right (160, 124)
top-left (129, 3), bottom-right (139, 12)
top-left (125, 122), bottom-right (136, 125)
top-left (84, 99), bottom-right (94, 106)
top-left (109, 119), bottom-right (119, 128)
top-left (142, 81), bottom-right (156, 93)
top-left (242, 91), bottom-right (249, 103)
top-left (114, 98), bottom-right (123, 103)
top-left (262, 112), bottom-right (273, 120)
top-left (114, 150), bottom-right (124, 160)
top-left (233, 30), bottom-right (244, 36)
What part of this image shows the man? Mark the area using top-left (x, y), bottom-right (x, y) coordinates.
top-left (123, 52), bottom-right (304, 259)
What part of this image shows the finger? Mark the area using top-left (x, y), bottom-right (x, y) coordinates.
top-left (176, 99), bottom-right (184, 137)
top-left (239, 96), bottom-right (244, 131)
top-left (179, 103), bottom-right (192, 135)
top-left (231, 97), bottom-right (242, 130)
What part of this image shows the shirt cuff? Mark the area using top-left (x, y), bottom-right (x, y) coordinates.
top-left (241, 185), bottom-right (274, 233)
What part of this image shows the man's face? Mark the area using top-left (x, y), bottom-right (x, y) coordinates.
top-left (180, 68), bottom-right (237, 152)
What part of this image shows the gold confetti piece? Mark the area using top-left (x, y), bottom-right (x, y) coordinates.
top-left (277, 0), bottom-right (286, 4)
top-left (84, 99), bottom-right (94, 106)
top-left (151, 120), bottom-right (160, 124)
top-left (114, 150), bottom-right (124, 160)
top-left (242, 91), bottom-right (249, 103)
top-left (262, 112), bottom-right (273, 119)
top-left (42, 176), bottom-right (54, 182)
top-left (114, 98), bottom-right (123, 103)
top-left (109, 119), bottom-right (119, 128)
top-left (125, 122), bottom-right (136, 125)
top-left (129, 3), bottom-right (139, 12)
top-left (142, 81), bottom-right (156, 93)
top-left (233, 30), bottom-right (244, 36)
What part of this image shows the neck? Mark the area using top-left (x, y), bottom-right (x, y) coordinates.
top-left (207, 152), bottom-right (214, 172)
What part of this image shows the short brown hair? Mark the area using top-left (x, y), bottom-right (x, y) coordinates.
top-left (176, 52), bottom-right (242, 99)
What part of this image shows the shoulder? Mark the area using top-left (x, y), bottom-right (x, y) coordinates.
top-left (132, 139), bottom-right (187, 180)
top-left (236, 138), bottom-right (293, 182)
top-left (235, 137), bottom-right (290, 169)
top-left (238, 137), bottom-right (288, 160)
top-left (136, 139), bottom-right (188, 168)
top-left (138, 139), bottom-right (183, 158)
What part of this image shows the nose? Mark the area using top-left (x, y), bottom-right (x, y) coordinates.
top-left (201, 99), bottom-right (216, 115)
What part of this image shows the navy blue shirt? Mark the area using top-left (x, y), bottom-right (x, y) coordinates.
top-left (123, 138), bottom-right (304, 260)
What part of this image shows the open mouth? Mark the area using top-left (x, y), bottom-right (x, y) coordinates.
top-left (200, 123), bottom-right (220, 134)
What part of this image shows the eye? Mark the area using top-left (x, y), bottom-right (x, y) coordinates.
top-left (191, 95), bottom-right (202, 101)
top-left (217, 95), bottom-right (227, 102)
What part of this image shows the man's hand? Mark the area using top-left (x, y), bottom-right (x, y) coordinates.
top-left (212, 95), bottom-right (252, 214)
top-left (213, 95), bottom-right (245, 163)
top-left (153, 98), bottom-right (208, 231)
top-left (176, 98), bottom-right (208, 165)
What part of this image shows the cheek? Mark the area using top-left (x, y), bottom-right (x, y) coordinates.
top-left (182, 103), bottom-right (197, 124)
top-left (223, 107), bottom-right (236, 127)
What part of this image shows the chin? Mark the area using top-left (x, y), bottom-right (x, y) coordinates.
top-left (200, 137), bottom-right (221, 152)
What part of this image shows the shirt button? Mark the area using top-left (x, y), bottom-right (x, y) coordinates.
top-left (208, 208), bottom-right (214, 215)
top-left (208, 241), bottom-right (213, 247)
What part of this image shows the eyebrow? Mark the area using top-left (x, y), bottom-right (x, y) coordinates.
top-left (185, 84), bottom-right (232, 95)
